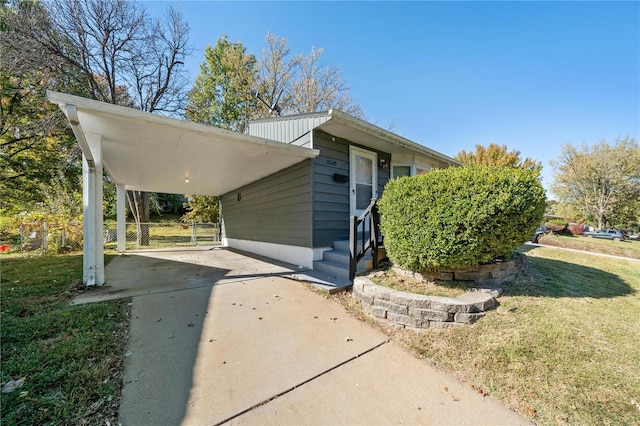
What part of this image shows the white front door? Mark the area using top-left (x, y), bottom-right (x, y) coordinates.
top-left (349, 146), bottom-right (378, 218)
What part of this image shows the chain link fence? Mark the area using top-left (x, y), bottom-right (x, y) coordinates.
top-left (12, 222), bottom-right (220, 256)
top-left (103, 222), bottom-right (221, 251)
top-left (17, 222), bottom-right (84, 255)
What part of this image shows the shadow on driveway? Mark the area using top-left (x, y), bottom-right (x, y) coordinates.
top-left (73, 247), bottom-right (531, 426)
top-left (73, 247), bottom-right (304, 425)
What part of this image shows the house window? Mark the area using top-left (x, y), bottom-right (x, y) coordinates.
top-left (391, 165), bottom-right (411, 179)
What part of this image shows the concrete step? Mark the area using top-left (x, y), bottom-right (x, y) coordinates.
top-left (322, 249), bottom-right (351, 267)
top-left (312, 237), bottom-right (380, 281)
top-left (322, 249), bottom-right (372, 266)
top-left (313, 257), bottom-right (372, 281)
top-left (313, 260), bottom-right (350, 281)
top-left (333, 239), bottom-right (377, 253)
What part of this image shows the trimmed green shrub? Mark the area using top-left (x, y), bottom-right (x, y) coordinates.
top-left (378, 165), bottom-right (546, 271)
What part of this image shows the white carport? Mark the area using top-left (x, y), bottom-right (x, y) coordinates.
top-left (47, 91), bottom-right (319, 286)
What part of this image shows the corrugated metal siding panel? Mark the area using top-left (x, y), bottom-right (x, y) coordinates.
top-left (246, 115), bottom-right (330, 144)
top-left (220, 160), bottom-right (313, 247)
top-left (311, 131), bottom-right (391, 248)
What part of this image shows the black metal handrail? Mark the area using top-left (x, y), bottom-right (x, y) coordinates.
top-left (349, 198), bottom-right (381, 281)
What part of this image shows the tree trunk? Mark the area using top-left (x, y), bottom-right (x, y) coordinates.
top-left (127, 190), bottom-right (150, 246)
top-left (596, 208), bottom-right (606, 230)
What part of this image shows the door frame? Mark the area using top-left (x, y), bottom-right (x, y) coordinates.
top-left (349, 145), bottom-right (378, 218)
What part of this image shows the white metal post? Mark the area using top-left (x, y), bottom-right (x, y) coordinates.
top-left (82, 135), bottom-right (105, 286)
top-left (82, 153), bottom-right (97, 285)
top-left (116, 184), bottom-right (126, 252)
top-left (91, 136), bottom-right (105, 285)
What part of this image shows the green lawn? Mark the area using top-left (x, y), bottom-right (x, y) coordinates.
top-left (0, 254), bottom-right (129, 425)
top-left (338, 246), bottom-right (640, 425)
top-left (539, 233), bottom-right (640, 259)
top-left (3, 240), bottom-right (639, 425)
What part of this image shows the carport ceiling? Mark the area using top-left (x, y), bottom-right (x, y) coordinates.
top-left (47, 91), bottom-right (319, 196)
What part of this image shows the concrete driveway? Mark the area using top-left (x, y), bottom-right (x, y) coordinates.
top-left (73, 247), bottom-right (530, 425)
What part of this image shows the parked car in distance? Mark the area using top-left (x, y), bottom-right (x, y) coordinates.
top-left (582, 229), bottom-right (627, 241)
top-left (531, 226), bottom-right (547, 243)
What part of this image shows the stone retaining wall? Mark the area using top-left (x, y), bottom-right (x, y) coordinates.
top-left (352, 277), bottom-right (499, 330)
top-left (392, 253), bottom-right (527, 286)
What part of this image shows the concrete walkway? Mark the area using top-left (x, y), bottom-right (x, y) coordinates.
top-left (74, 248), bottom-right (530, 425)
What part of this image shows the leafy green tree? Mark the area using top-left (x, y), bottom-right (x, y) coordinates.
top-left (186, 35), bottom-right (257, 132)
top-left (455, 143), bottom-right (542, 174)
top-left (181, 195), bottom-right (219, 223)
top-left (187, 33), bottom-right (365, 130)
top-left (551, 137), bottom-right (640, 230)
top-left (183, 33), bottom-right (364, 218)
top-left (0, 60), bottom-right (81, 217)
top-left (1, 1), bottom-right (82, 216)
top-left (2, 0), bottom-right (192, 244)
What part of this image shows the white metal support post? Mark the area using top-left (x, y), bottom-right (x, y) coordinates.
top-left (116, 184), bottom-right (126, 252)
top-left (82, 135), bottom-right (105, 286)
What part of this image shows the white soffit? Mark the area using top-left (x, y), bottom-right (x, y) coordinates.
top-left (47, 91), bottom-right (319, 196)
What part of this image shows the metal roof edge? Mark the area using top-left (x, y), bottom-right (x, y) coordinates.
top-left (247, 111), bottom-right (331, 124)
top-left (46, 91), bottom-right (319, 159)
top-left (326, 109), bottom-right (462, 166)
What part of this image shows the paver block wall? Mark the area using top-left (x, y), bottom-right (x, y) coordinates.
top-left (352, 255), bottom-right (529, 329)
top-left (391, 254), bottom-right (527, 287)
top-left (352, 278), bottom-right (499, 330)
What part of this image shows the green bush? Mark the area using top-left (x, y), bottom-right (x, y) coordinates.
top-left (378, 165), bottom-right (546, 271)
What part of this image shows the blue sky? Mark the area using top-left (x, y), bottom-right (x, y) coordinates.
top-left (144, 1), bottom-right (640, 194)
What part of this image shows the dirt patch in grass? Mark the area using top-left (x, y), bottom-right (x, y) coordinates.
top-left (1, 254), bottom-right (130, 425)
top-left (368, 270), bottom-right (475, 298)
top-left (332, 247), bottom-right (640, 425)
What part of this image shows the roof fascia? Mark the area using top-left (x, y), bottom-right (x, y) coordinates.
top-left (46, 91), bottom-right (319, 160)
top-left (327, 109), bottom-right (462, 166)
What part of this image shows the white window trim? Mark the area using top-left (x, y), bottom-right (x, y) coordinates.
top-left (391, 164), bottom-right (415, 178)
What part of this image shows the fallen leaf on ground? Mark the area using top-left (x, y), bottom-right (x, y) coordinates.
top-left (1, 379), bottom-right (25, 393)
top-left (469, 383), bottom-right (489, 396)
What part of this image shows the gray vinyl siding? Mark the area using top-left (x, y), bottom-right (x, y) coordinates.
top-left (312, 130), bottom-right (391, 248)
top-left (246, 114), bottom-right (330, 145)
top-left (220, 160), bottom-right (313, 248)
